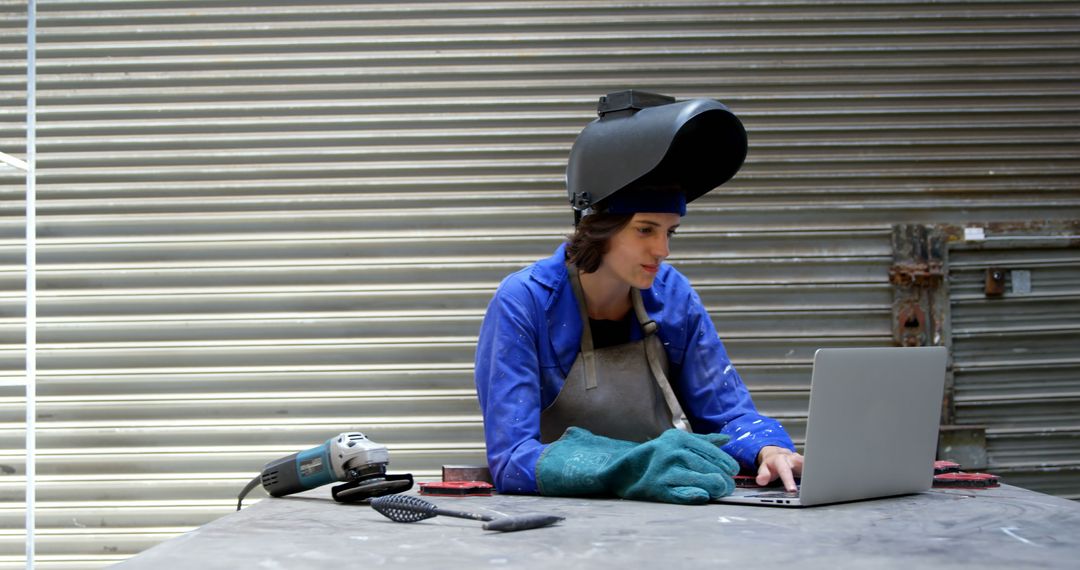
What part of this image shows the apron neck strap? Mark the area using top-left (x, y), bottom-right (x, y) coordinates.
top-left (567, 264), bottom-right (596, 353)
top-left (631, 289), bottom-right (659, 336)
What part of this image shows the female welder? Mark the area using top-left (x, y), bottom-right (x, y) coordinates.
top-left (474, 92), bottom-right (804, 504)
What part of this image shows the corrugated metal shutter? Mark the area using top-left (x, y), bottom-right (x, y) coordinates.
top-left (0, 0), bottom-right (1075, 566)
top-left (0, 0), bottom-right (28, 567)
top-left (947, 225), bottom-right (1080, 498)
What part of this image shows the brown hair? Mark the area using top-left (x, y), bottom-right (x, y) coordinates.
top-left (565, 212), bottom-right (635, 273)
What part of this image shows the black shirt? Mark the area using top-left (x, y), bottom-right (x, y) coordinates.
top-left (589, 316), bottom-right (633, 349)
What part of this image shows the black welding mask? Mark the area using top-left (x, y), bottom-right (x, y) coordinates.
top-left (566, 90), bottom-right (747, 223)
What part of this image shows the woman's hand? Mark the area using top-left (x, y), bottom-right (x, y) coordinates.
top-left (756, 446), bottom-right (804, 492)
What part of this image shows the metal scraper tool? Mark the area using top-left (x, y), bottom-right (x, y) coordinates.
top-left (369, 494), bottom-right (563, 532)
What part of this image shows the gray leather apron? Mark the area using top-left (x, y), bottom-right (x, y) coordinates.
top-left (539, 265), bottom-right (689, 444)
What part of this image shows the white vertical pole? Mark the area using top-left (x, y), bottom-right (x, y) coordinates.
top-left (25, 1), bottom-right (37, 568)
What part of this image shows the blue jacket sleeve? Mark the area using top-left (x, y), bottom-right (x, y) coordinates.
top-left (474, 277), bottom-right (546, 494)
top-left (674, 286), bottom-right (796, 471)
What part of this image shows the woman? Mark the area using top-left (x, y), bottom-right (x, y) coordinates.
top-left (474, 92), bottom-right (804, 504)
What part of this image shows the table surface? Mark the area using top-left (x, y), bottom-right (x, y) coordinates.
top-left (116, 484), bottom-right (1080, 569)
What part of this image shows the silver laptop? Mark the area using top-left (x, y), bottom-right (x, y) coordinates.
top-left (715, 346), bottom-right (947, 507)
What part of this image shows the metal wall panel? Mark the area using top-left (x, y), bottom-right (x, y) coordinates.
top-left (0, 1), bottom-right (26, 567)
top-left (0, 0), bottom-right (1076, 566)
top-left (948, 228), bottom-right (1080, 498)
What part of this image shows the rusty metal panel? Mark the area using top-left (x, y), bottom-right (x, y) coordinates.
top-left (0, 1), bottom-right (1077, 566)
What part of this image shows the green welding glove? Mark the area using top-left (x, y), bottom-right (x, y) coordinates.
top-left (536, 427), bottom-right (738, 505)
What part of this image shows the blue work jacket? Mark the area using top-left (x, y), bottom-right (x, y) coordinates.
top-left (474, 243), bottom-right (796, 494)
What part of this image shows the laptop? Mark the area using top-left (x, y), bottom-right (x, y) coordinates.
top-left (715, 346), bottom-right (947, 507)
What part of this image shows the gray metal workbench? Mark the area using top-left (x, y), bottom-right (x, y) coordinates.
top-left (116, 485), bottom-right (1080, 569)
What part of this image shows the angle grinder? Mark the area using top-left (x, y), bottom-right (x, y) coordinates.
top-left (236, 432), bottom-right (413, 509)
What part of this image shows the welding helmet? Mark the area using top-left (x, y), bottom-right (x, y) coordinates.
top-left (566, 90), bottom-right (748, 222)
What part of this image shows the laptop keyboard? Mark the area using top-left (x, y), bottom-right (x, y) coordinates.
top-left (748, 490), bottom-right (800, 499)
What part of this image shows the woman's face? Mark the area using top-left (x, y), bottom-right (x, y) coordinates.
top-left (598, 212), bottom-right (681, 289)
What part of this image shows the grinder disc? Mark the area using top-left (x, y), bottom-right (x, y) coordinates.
top-left (331, 473), bottom-right (414, 503)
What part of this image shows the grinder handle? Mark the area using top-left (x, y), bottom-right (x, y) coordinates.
top-left (261, 439), bottom-right (336, 497)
